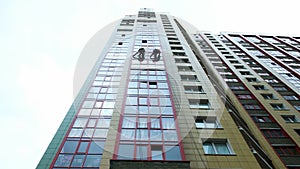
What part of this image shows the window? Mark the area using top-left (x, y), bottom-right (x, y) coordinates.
top-left (229, 86), bottom-right (245, 90)
top-left (175, 58), bottom-right (189, 63)
top-left (61, 141), bottom-right (79, 153)
top-left (258, 72), bottom-right (270, 76)
top-left (253, 85), bottom-right (266, 90)
top-left (237, 94), bottom-right (253, 99)
top-left (273, 87), bottom-right (287, 91)
top-left (282, 115), bottom-right (299, 123)
top-left (202, 139), bottom-right (234, 155)
top-left (261, 94), bottom-right (275, 99)
top-left (240, 71), bottom-right (251, 75)
top-left (243, 104), bottom-right (261, 110)
top-left (262, 129), bottom-right (286, 138)
top-left (265, 79), bottom-right (279, 83)
top-left (271, 103), bottom-right (287, 110)
top-left (274, 146), bottom-right (300, 156)
top-left (180, 75), bottom-right (198, 81)
top-left (224, 78), bottom-right (238, 82)
top-left (252, 116), bottom-right (272, 123)
top-left (283, 95), bottom-right (299, 100)
top-left (189, 99), bottom-right (210, 109)
top-left (118, 144), bottom-right (134, 159)
top-left (184, 86), bottom-right (203, 93)
top-left (151, 145), bottom-right (163, 160)
top-left (165, 146), bottom-right (182, 160)
top-left (235, 65), bottom-right (245, 69)
top-left (195, 116), bottom-right (222, 128)
top-left (295, 105), bottom-right (300, 110)
top-left (177, 66), bottom-right (194, 72)
top-left (247, 78), bottom-right (257, 82)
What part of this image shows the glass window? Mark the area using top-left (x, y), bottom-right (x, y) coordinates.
top-left (122, 117), bottom-right (136, 128)
top-left (127, 97), bottom-right (138, 105)
top-left (88, 141), bottom-right (105, 154)
top-left (96, 118), bottom-right (111, 128)
top-left (82, 101), bottom-right (94, 108)
top-left (138, 118), bottom-right (148, 128)
top-left (121, 129), bottom-right (135, 140)
top-left (243, 104), bottom-right (261, 110)
top-left (237, 94), bottom-right (253, 99)
top-left (71, 155), bottom-right (85, 167)
top-left (138, 106), bottom-right (148, 114)
top-left (89, 87), bottom-right (100, 93)
top-left (149, 98), bottom-right (159, 105)
top-left (274, 146), bottom-right (300, 156)
top-left (262, 129), bottom-right (286, 138)
top-left (261, 94), bottom-right (275, 99)
top-left (162, 118), bottom-right (175, 129)
top-left (189, 99), bottom-right (210, 109)
top-left (61, 141), bottom-right (78, 153)
top-left (78, 109), bottom-right (92, 116)
top-left (93, 129), bottom-right (108, 138)
top-left (150, 130), bottom-right (162, 140)
top-left (282, 115), bottom-right (299, 123)
top-left (73, 118), bottom-right (88, 127)
top-left (139, 97), bottom-right (148, 105)
top-left (87, 119), bottom-right (97, 127)
top-left (157, 82), bottom-right (168, 88)
top-left (136, 129), bottom-right (148, 140)
top-left (83, 128), bottom-right (94, 138)
top-left (203, 140), bottom-right (233, 155)
top-left (118, 144), bottom-right (134, 159)
top-left (124, 106), bottom-right (137, 114)
top-left (271, 103), bottom-right (287, 110)
top-left (136, 145), bottom-right (148, 160)
top-left (184, 86), bottom-right (203, 93)
top-left (101, 109), bottom-right (113, 116)
top-left (161, 107), bottom-right (173, 115)
top-left (78, 142), bottom-right (89, 153)
top-left (163, 130), bottom-right (178, 141)
top-left (195, 117), bottom-right (222, 128)
top-left (69, 128), bottom-right (83, 137)
top-left (151, 145), bottom-right (163, 160)
top-left (102, 101), bottom-right (115, 109)
top-left (91, 109), bottom-right (101, 116)
top-left (150, 118), bottom-right (160, 128)
top-left (165, 146), bottom-right (182, 160)
top-left (83, 155), bottom-right (101, 167)
top-left (283, 95), bottom-right (299, 100)
top-left (54, 154), bottom-right (73, 167)
top-left (294, 105), bottom-right (300, 110)
top-left (159, 97), bottom-right (171, 105)
top-left (252, 116), bottom-right (272, 123)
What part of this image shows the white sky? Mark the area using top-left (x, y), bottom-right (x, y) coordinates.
top-left (0, 0), bottom-right (299, 168)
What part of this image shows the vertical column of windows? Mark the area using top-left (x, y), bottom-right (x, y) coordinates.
top-left (52, 33), bottom-right (129, 169)
top-left (115, 17), bottom-right (184, 161)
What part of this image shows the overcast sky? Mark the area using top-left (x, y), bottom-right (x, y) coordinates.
top-left (0, 0), bottom-right (300, 168)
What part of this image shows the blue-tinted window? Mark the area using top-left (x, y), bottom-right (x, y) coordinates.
top-left (165, 146), bottom-right (182, 160)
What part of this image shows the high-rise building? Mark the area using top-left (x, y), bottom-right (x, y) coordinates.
top-left (37, 9), bottom-right (300, 169)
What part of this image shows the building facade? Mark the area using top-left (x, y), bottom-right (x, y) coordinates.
top-left (37, 9), bottom-right (300, 169)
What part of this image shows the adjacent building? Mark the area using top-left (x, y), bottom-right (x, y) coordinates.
top-left (37, 9), bottom-right (300, 169)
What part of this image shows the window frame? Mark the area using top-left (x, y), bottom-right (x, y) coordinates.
top-left (202, 139), bottom-right (235, 155)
